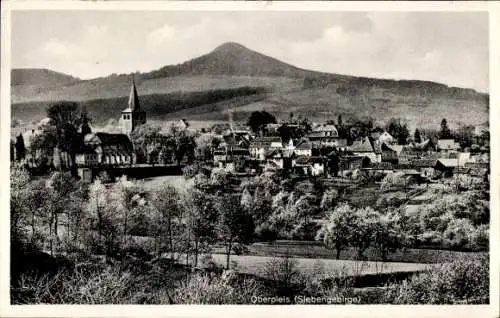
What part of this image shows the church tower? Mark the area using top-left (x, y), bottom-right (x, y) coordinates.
top-left (122, 77), bottom-right (146, 135)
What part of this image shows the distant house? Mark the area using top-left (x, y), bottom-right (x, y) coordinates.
top-left (350, 137), bottom-right (380, 165)
top-left (412, 159), bottom-right (437, 179)
top-left (380, 143), bottom-right (403, 164)
top-left (213, 147), bottom-right (249, 171)
top-left (434, 158), bottom-right (460, 177)
top-left (292, 156), bottom-right (325, 176)
top-left (308, 124), bottom-right (345, 148)
top-left (339, 155), bottom-right (364, 172)
top-left (364, 161), bottom-right (393, 173)
top-left (294, 138), bottom-right (313, 157)
top-left (412, 139), bottom-right (435, 152)
top-left (448, 152), bottom-right (471, 167)
top-left (263, 149), bottom-right (284, 169)
top-left (437, 139), bottom-right (460, 153)
top-left (249, 136), bottom-right (283, 160)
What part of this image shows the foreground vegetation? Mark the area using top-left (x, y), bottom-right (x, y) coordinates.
top-left (10, 161), bottom-right (489, 304)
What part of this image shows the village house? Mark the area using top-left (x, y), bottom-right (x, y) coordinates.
top-left (448, 152), bottom-right (471, 167)
top-left (292, 156), bottom-right (326, 176)
top-left (308, 124), bottom-right (347, 148)
top-left (434, 158), bottom-right (460, 177)
top-left (363, 161), bottom-right (394, 173)
top-left (350, 137), bottom-right (381, 166)
top-left (213, 147), bottom-right (250, 171)
top-left (294, 138), bottom-right (313, 157)
top-left (338, 155), bottom-right (364, 174)
top-left (437, 139), bottom-right (460, 155)
top-left (380, 142), bottom-right (403, 164)
top-left (411, 159), bottom-right (437, 179)
top-left (249, 136), bottom-right (283, 160)
top-left (265, 149), bottom-right (285, 170)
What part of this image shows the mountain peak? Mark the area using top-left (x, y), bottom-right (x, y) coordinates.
top-left (212, 42), bottom-right (249, 53)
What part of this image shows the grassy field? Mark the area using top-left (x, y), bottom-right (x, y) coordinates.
top-left (234, 241), bottom-right (483, 264)
top-left (138, 175), bottom-right (193, 192)
top-left (209, 254), bottom-right (431, 279)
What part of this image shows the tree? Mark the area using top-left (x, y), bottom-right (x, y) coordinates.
top-left (247, 111), bottom-right (276, 134)
top-left (440, 118), bottom-right (452, 139)
top-left (182, 188), bottom-right (218, 268)
top-left (216, 194), bottom-right (255, 268)
top-left (414, 129), bottom-right (422, 144)
top-left (194, 132), bottom-right (219, 162)
top-left (150, 184), bottom-right (182, 258)
top-left (385, 118), bottom-right (410, 145)
top-left (370, 212), bottom-right (403, 261)
top-left (107, 176), bottom-right (143, 249)
top-left (315, 203), bottom-right (356, 259)
top-left (45, 171), bottom-right (80, 255)
top-left (46, 102), bottom-right (85, 174)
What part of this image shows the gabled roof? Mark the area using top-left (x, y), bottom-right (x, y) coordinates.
top-left (437, 139), bottom-right (459, 150)
top-left (85, 133), bottom-right (134, 152)
top-left (250, 136), bottom-right (282, 148)
top-left (413, 139), bottom-right (432, 151)
top-left (123, 78), bottom-right (141, 112)
top-left (436, 158), bottom-right (459, 168)
top-left (350, 137), bottom-right (374, 153)
top-left (312, 124), bottom-right (338, 133)
top-left (412, 159), bottom-right (437, 168)
top-left (295, 138), bottom-right (312, 150)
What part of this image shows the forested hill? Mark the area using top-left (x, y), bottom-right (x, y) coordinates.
top-left (11, 42), bottom-right (488, 128)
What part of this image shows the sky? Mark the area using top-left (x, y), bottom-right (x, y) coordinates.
top-left (11, 11), bottom-right (489, 92)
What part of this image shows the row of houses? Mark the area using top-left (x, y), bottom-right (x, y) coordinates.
top-left (211, 123), bottom-right (489, 180)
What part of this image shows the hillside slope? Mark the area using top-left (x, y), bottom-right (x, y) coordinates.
top-left (11, 42), bottom-right (489, 129)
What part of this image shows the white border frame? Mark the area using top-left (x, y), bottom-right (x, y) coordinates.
top-left (1, 2), bottom-right (498, 317)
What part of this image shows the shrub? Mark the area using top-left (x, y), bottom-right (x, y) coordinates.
top-left (384, 254), bottom-right (489, 304)
top-left (172, 271), bottom-right (263, 304)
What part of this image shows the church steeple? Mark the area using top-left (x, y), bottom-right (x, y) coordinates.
top-left (128, 77), bottom-right (140, 111)
top-left (121, 76), bottom-right (146, 135)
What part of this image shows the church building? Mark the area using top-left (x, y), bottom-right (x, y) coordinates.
top-left (75, 78), bottom-right (146, 172)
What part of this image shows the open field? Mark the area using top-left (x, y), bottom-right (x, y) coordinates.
top-left (234, 241), bottom-right (484, 264)
top-left (138, 175), bottom-right (192, 192)
top-left (209, 254), bottom-right (431, 279)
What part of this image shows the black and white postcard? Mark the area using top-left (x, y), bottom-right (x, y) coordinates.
top-left (1, 2), bottom-right (498, 317)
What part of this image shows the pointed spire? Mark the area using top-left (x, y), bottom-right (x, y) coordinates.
top-left (128, 76), bottom-right (140, 111)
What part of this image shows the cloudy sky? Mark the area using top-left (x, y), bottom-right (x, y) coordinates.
top-left (12, 11), bottom-right (488, 92)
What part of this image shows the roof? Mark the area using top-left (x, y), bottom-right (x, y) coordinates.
top-left (294, 155), bottom-right (309, 165)
top-left (437, 139), bottom-right (459, 150)
top-left (367, 162), bottom-right (393, 170)
top-left (312, 124), bottom-right (338, 133)
top-left (413, 139), bottom-right (432, 151)
top-left (250, 136), bottom-right (282, 148)
top-left (381, 143), bottom-right (404, 155)
top-left (412, 159), bottom-right (437, 168)
top-left (125, 78), bottom-right (140, 112)
top-left (295, 138), bottom-right (312, 150)
top-left (436, 158), bottom-right (460, 168)
top-left (350, 137), bottom-right (374, 153)
top-left (265, 149), bottom-right (282, 158)
top-left (84, 133), bottom-right (134, 152)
